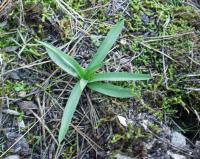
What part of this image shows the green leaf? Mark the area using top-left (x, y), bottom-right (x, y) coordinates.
top-left (38, 41), bottom-right (84, 78)
top-left (88, 82), bottom-right (135, 98)
top-left (89, 72), bottom-right (151, 82)
top-left (85, 63), bottom-right (103, 80)
top-left (58, 79), bottom-right (87, 143)
top-left (87, 20), bottom-right (124, 70)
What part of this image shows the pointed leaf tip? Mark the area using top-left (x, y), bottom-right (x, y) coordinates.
top-left (87, 20), bottom-right (125, 70)
top-left (38, 41), bottom-right (84, 78)
top-left (58, 80), bottom-right (87, 143)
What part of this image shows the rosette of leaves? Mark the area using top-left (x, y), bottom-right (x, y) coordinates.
top-left (38, 20), bottom-right (151, 143)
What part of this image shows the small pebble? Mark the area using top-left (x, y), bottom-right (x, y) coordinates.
top-left (4, 155), bottom-right (20, 159)
top-left (171, 131), bottom-right (186, 148)
top-left (18, 91), bottom-right (27, 98)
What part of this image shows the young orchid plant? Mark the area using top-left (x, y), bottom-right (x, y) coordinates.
top-left (38, 20), bottom-right (151, 143)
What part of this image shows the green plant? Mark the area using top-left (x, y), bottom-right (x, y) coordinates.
top-left (38, 20), bottom-right (151, 143)
top-left (14, 81), bottom-right (27, 92)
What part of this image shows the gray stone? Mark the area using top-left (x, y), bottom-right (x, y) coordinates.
top-left (115, 154), bottom-right (134, 159)
top-left (4, 155), bottom-right (20, 159)
top-left (171, 131), bottom-right (186, 148)
top-left (167, 151), bottom-right (186, 159)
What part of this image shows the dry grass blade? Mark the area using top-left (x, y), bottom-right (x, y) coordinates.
top-left (30, 110), bottom-right (59, 145)
top-left (86, 93), bottom-right (99, 134)
top-left (3, 60), bottom-right (51, 75)
top-left (0, 100), bottom-right (54, 158)
top-left (0, 0), bottom-right (11, 13)
top-left (140, 42), bottom-right (177, 62)
top-left (71, 124), bottom-right (103, 151)
top-left (0, 65), bottom-right (5, 128)
top-left (55, 0), bottom-right (84, 22)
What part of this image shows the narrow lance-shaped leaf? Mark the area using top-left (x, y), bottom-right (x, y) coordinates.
top-left (89, 72), bottom-right (151, 83)
top-left (87, 20), bottom-right (124, 70)
top-left (58, 79), bottom-right (87, 143)
top-left (38, 41), bottom-right (84, 78)
top-left (85, 63), bottom-right (103, 76)
top-left (88, 82), bottom-right (136, 98)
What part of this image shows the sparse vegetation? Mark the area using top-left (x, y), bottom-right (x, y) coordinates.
top-left (39, 20), bottom-right (151, 143)
top-left (0, 0), bottom-right (200, 158)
